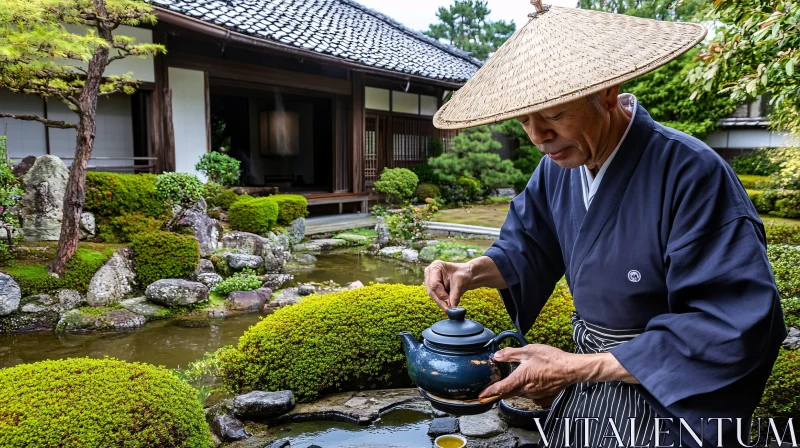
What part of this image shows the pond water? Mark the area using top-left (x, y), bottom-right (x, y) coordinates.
top-left (0, 252), bottom-right (425, 370)
top-left (266, 408), bottom-right (433, 447)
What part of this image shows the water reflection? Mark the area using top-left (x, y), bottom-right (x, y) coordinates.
top-left (0, 253), bottom-right (425, 370)
top-left (268, 409), bottom-right (432, 447)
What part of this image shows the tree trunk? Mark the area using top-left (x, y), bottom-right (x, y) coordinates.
top-left (48, 1), bottom-right (113, 275)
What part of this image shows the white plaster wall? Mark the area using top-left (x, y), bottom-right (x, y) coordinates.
top-left (48, 94), bottom-right (134, 164)
top-left (62, 24), bottom-right (155, 82)
top-left (169, 67), bottom-right (208, 179)
top-left (0, 90), bottom-right (47, 159)
top-left (704, 129), bottom-right (798, 149)
top-left (365, 87), bottom-right (390, 111)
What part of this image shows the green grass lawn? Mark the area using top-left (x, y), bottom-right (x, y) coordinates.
top-left (761, 214), bottom-right (800, 227)
top-left (433, 203), bottom-right (510, 228)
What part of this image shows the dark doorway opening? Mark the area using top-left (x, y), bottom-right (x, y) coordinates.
top-left (209, 86), bottom-right (334, 193)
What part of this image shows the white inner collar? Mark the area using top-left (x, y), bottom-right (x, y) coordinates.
top-left (580, 93), bottom-right (637, 211)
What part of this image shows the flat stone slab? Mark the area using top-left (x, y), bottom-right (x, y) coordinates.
top-left (233, 390), bottom-right (295, 420)
top-left (378, 246), bottom-right (405, 257)
top-left (428, 417), bottom-right (459, 436)
top-left (275, 388), bottom-right (424, 425)
top-left (459, 409), bottom-right (508, 438)
top-left (119, 297), bottom-right (169, 319)
top-left (293, 239), bottom-right (347, 252)
top-left (336, 234), bottom-right (369, 243)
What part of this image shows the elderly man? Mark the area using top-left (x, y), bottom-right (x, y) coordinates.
top-left (424, 3), bottom-right (787, 448)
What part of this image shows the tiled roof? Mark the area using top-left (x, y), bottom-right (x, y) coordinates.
top-left (151, 0), bottom-right (482, 83)
top-left (718, 117), bottom-right (770, 128)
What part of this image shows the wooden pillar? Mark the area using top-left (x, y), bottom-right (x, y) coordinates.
top-left (150, 29), bottom-right (175, 173)
top-left (351, 72), bottom-right (365, 194)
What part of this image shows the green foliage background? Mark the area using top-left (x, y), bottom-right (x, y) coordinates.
top-left (130, 231), bottom-right (199, 286)
top-left (0, 357), bottom-right (212, 447)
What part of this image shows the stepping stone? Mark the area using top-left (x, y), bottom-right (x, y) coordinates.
top-left (336, 233), bottom-right (369, 243)
top-left (459, 409), bottom-right (507, 438)
top-left (233, 390), bottom-right (295, 420)
top-left (428, 417), bottom-right (459, 436)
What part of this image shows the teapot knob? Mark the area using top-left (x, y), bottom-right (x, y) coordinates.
top-left (446, 307), bottom-right (467, 321)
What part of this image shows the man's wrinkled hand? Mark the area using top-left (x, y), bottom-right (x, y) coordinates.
top-left (478, 344), bottom-right (578, 405)
top-left (423, 260), bottom-right (472, 311)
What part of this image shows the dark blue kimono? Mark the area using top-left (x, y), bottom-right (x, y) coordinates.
top-left (484, 105), bottom-right (787, 447)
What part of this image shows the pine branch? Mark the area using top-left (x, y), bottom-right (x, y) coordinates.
top-left (0, 113), bottom-right (77, 129)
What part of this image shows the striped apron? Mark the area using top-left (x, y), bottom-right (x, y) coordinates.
top-left (541, 313), bottom-right (662, 448)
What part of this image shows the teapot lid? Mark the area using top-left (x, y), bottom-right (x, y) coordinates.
top-left (422, 307), bottom-right (495, 348)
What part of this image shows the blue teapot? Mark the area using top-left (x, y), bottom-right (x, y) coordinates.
top-left (400, 307), bottom-right (527, 411)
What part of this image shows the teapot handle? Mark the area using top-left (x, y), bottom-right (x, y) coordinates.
top-left (489, 330), bottom-right (528, 351)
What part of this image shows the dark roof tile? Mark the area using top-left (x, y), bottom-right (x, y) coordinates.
top-left (154, 0), bottom-right (479, 83)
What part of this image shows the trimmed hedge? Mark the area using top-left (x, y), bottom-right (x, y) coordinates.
top-left (271, 194), bottom-right (308, 225)
top-left (0, 357), bottom-right (212, 447)
top-left (737, 174), bottom-right (770, 189)
top-left (130, 231), bottom-right (200, 286)
top-left (416, 183), bottom-right (441, 202)
top-left (228, 196), bottom-right (279, 234)
top-left (85, 172), bottom-right (167, 218)
top-left (755, 348), bottom-right (799, 425)
top-left (752, 189), bottom-right (800, 218)
top-left (767, 245), bottom-right (800, 299)
top-left (765, 223), bottom-right (800, 246)
top-left (5, 248), bottom-right (114, 295)
top-left (374, 168), bottom-right (419, 202)
top-left (217, 283), bottom-right (575, 401)
top-left (209, 189), bottom-right (240, 210)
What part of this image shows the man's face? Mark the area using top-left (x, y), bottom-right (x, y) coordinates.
top-left (516, 92), bottom-right (615, 170)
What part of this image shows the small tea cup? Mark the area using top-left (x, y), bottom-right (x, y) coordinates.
top-left (434, 434), bottom-right (467, 448)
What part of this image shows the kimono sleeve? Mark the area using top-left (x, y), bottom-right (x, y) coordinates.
top-left (484, 162), bottom-right (566, 334)
top-left (610, 215), bottom-right (787, 412)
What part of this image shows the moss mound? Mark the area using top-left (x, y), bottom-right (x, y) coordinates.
top-left (130, 231), bottom-right (199, 286)
top-left (228, 196), bottom-right (279, 234)
top-left (5, 247), bottom-right (114, 295)
top-left (85, 172), bottom-right (166, 218)
top-left (271, 194), bottom-right (308, 225)
top-left (755, 348), bottom-right (799, 424)
top-left (0, 357), bottom-right (212, 447)
top-left (218, 283), bottom-right (574, 401)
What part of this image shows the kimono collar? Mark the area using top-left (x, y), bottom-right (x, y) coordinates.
top-left (569, 103), bottom-right (657, 280)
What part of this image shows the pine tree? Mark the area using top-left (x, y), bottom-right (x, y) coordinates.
top-left (424, 0), bottom-right (515, 61)
top-left (428, 126), bottom-right (525, 190)
top-left (0, 0), bottom-right (165, 275)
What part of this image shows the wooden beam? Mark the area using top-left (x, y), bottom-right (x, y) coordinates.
top-left (204, 72), bottom-right (211, 154)
top-left (351, 72), bottom-right (365, 194)
top-left (169, 52), bottom-right (352, 96)
top-left (162, 88), bottom-right (176, 172)
top-left (150, 30), bottom-right (169, 173)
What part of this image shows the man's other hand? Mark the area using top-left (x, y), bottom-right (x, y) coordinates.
top-left (424, 260), bottom-right (473, 311)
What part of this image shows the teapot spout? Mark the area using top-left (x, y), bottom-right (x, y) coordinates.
top-left (399, 331), bottom-right (420, 360)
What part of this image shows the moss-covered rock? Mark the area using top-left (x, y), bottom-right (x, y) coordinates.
top-left (0, 309), bottom-right (60, 334)
top-left (130, 231), bottom-right (200, 286)
top-left (56, 308), bottom-right (146, 333)
top-left (217, 283), bottom-right (575, 402)
top-left (0, 357), bottom-right (213, 447)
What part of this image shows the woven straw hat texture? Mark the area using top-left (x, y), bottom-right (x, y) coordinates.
top-left (433, 6), bottom-right (706, 129)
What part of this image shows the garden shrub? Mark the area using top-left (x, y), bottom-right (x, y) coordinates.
top-left (731, 148), bottom-right (782, 176)
top-left (782, 298), bottom-right (800, 329)
top-left (228, 196), bottom-right (279, 234)
top-left (458, 176), bottom-right (483, 199)
top-left (373, 168), bottom-right (419, 203)
top-left (765, 224), bottom-right (800, 246)
top-left (130, 231), bottom-right (199, 286)
top-left (754, 348), bottom-right (799, 425)
top-left (428, 138), bottom-right (444, 158)
top-left (5, 247), bottom-right (114, 295)
top-left (201, 181), bottom-right (222, 203)
top-left (213, 268), bottom-right (262, 296)
top-left (410, 163), bottom-right (441, 185)
top-left (0, 357), bottom-right (212, 447)
top-left (767, 245), bottom-right (800, 299)
top-left (271, 194), bottom-right (309, 225)
top-left (195, 151), bottom-right (241, 185)
top-left (217, 283), bottom-right (575, 401)
top-left (85, 172), bottom-right (166, 218)
top-left (155, 172), bottom-right (205, 229)
top-left (773, 190), bottom-right (800, 218)
top-left (95, 213), bottom-right (168, 243)
top-left (209, 189), bottom-right (240, 210)
top-left (737, 175), bottom-right (770, 189)
top-left (415, 183), bottom-right (441, 202)
top-left (0, 136), bottom-right (22, 265)
top-left (385, 199), bottom-right (439, 242)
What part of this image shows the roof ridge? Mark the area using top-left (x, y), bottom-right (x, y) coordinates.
top-left (337, 0), bottom-right (483, 68)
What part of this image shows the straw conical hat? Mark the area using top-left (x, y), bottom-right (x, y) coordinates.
top-left (433, 2), bottom-right (706, 129)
